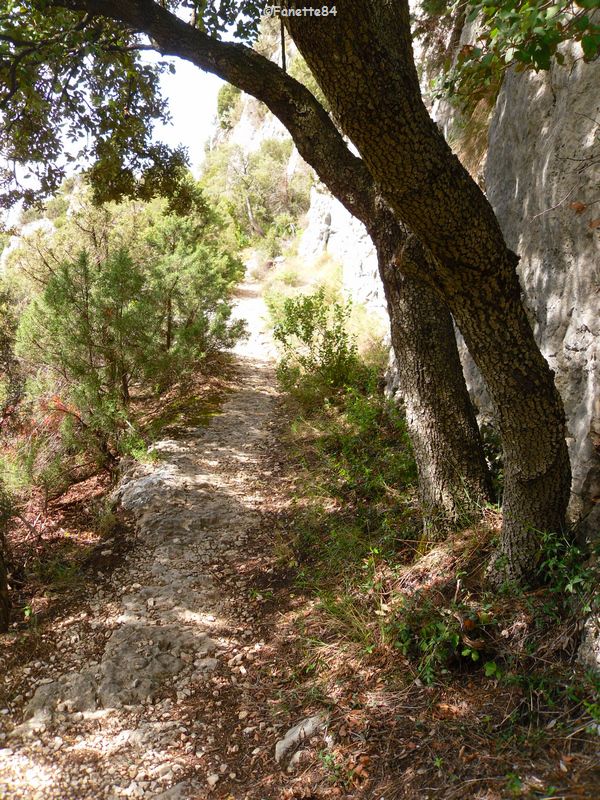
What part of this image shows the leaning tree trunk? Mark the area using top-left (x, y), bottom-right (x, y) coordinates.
top-left (285, 0), bottom-right (571, 584)
top-left (371, 214), bottom-right (492, 531)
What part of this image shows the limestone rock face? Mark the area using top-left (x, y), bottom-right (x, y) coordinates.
top-left (298, 185), bottom-right (387, 315)
top-left (481, 49), bottom-right (600, 537)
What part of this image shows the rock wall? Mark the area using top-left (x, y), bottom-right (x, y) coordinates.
top-left (479, 48), bottom-right (600, 537)
top-left (298, 185), bottom-right (386, 315)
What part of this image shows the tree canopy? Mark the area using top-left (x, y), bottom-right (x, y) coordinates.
top-left (1, 1), bottom-right (597, 210)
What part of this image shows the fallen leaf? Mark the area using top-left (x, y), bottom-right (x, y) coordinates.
top-left (569, 201), bottom-right (587, 214)
top-left (589, 218), bottom-right (600, 229)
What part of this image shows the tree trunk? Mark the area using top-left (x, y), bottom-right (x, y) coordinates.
top-left (120, 370), bottom-right (130, 405)
top-left (245, 195), bottom-right (265, 238)
top-left (166, 294), bottom-right (173, 351)
top-left (374, 228), bottom-right (492, 531)
top-left (285, 0), bottom-right (571, 583)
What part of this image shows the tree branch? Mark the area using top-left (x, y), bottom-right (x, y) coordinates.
top-left (47, 0), bottom-right (377, 225)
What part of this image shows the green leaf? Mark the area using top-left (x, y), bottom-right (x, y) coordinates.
top-left (582, 33), bottom-right (600, 59)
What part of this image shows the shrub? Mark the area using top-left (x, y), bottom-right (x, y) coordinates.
top-left (273, 288), bottom-right (372, 408)
top-left (9, 183), bottom-right (244, 474)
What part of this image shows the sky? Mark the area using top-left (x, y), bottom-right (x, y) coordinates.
top-left (153, 58), bottom-right (224, 175)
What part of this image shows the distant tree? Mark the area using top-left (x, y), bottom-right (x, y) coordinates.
top-left (202, 138), bottom-right (311, 245)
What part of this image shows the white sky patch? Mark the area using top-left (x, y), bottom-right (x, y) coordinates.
top-left (150, 57), bottom-right (224, 176)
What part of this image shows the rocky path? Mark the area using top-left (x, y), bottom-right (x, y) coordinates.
top-left (0, 285), bottom-right (303, 799)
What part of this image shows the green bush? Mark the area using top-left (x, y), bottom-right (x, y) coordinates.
top-left (273, 288), bottom-right (372, 408)
top-left (8, 182), bottom-right (244, 475)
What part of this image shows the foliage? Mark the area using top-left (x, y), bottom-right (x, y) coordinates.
top-left (537, 528), bottom-right (599, 611)
top-left (273, 288), bottom-right (372, 408)
top-left (288, 53), bottom-right (330, 110)
top-left (417, 1), bottom-right (600, 110)
top-left (287, 392), bottom-right (418, 588)
top-left (216, 83), bottom-right (242, 130)
top-left (0, 1), bottom-right (267, 207)
top-left (388, 596), bottom-right (462, 684)
top-left (0, 1), bottom-right (193, 207)
top-left (274, 295), bottom-right (419, 644)
top-left (201, 139), bottom-right (311, 251)
top-left (0, 282), bottom-right (22, 414)
top-left (4, 180), bottom-right (244, 474)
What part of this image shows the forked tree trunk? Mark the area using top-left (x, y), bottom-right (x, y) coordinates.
top-left (372, 216), bottom-right (492, 530)
top-left (286, 0), bottom-right (572, 584)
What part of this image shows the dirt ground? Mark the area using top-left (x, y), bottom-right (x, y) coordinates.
top-left (1, 284), bottom-right (598, 800)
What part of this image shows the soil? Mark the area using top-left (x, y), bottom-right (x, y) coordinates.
top-left (1, 283), bottom-right (598, 799)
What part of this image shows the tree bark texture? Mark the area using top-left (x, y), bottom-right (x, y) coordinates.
top-left (374, 219), bottom-right (493, 530)
top-left (50, 0), bottom-right (493, 529)
top-left (285, 0), bottom-right (572, 583)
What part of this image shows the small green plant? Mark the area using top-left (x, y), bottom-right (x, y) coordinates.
top-left (23, 603), bottom-right (35, 623)
top-left (273, 288), bottom-right (372, 409)
top-left (484, 660), bottom-right (502, 679)
top-left (538, 529), bottom-right (598, 611)
top-left (318, 749), bottom-right (350, 787)
top-left (387, 596), bottom-right (463, 684)
top-left (9, 185), bottom-right (244, 479)
top-left (94, 500), bottom-right (119, 537)
top-left (35, 556), bottom-right (82, 591)
top-left (504, 771), bottom-right (523, 797)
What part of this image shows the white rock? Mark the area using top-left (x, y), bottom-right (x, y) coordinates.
top-left (274, 715), bottom-right (326, 763)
